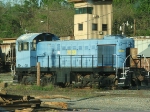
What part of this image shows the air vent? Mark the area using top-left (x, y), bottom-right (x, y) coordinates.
top-left (93, 15), bottom-right (99, 18)
top-left (99, 31), bottom-right (103, 35)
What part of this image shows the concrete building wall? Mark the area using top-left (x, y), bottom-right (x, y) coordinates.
top-left (133, 36), bottom-right (150, 54)
top-left (0, 38), bottom-right (16, 44)
top-left (73, 1), bottom-right (112, 40)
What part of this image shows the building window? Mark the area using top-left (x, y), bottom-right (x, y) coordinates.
top-left (102, 24), bottom-right (107, 31)
top-left (75, 7), bottom-right (93, 14)
top-left (78, 24), bottom-right (83, 31)
top-left (92, 23), bottom-right (98, 31)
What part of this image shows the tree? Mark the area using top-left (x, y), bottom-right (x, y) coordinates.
top-left (112, 1), bottom-right (135, 36)
top-left (38, 0), bottom-right (74, 36)
top-left (133, 0), bottom-right (150, 36)
top-left (112, 0), bottom-right (150, 36)
top-left (0, 0), bottom-right (149, 38)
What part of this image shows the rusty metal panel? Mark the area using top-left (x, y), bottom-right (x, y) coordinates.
top-left (130, 48), bottom-right (137, 67)
top-left (126, 48), bottom-right (138, 67)
top-left (130, 48), bottom-right (138, 58)
top-left (137, 58), bottom-right (150, 71)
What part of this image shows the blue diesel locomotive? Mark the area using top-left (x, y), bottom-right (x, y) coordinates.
top-left (14, 33), bottom-right (150, 88)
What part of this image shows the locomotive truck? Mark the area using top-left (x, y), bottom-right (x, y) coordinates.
top-left (13, 33), bottom-right (150, 89)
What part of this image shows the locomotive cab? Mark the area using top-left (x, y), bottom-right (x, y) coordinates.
top-left (14, 33), bottom-right (59, 83)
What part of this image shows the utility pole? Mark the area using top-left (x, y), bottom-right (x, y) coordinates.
top-left (47, 16), bottom-right (49, 32)
top-left (37, 62), bottom-right (40, 86)
top-left (47, 5), bottom-right (50, 32)
top-left (134, 19), bottom-right (136, 36)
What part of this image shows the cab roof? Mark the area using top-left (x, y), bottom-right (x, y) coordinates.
top-left (16, 33), bottom-right (59, 43)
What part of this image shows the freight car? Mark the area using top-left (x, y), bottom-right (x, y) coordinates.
top-left (0, 38), bottom-right (16, 72)
top-left (13, 33), bottom-right (150, 89)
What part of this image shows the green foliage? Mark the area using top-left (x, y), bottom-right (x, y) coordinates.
top-left (9, 84), bottom-right (54, 91)
top-left (113, 0), bottom-right (150, 36)
top-left (31, 84), bottom-right (55, 91)
top-left (0, 79), bottom-right (3, 83)
top-left (0, 0), bottom-right (74, 38)
top-left (15, 84), bottom-right (27, 90)
top-left (0, 0), bottom-right (149, 38)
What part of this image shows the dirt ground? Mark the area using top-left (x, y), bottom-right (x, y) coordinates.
top-left (1, 73), bottom-right (150, 111)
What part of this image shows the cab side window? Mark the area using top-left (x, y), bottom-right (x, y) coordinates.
top-left (18, 43), bottom-right (23, 51)
top-left (31, 40), bottom-right (36, 51)
top-left (23, 42), bottom-right (29, 50)
top-left (18, 42), bottom-right (29, 51)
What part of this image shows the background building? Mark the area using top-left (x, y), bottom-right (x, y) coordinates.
top-left (134, 36), bottom-right (150, 57)
top-left (69, 0), bottom-right (113, 40)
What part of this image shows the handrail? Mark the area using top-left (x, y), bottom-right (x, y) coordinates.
top-left (113, 54), bottom-right (119, 78)
top-left (37, 55), bottom-right (120, 70)
top-left (122, 54), bottom-right (150, 78)
top-left (122, 55), bottom-right (131, 78)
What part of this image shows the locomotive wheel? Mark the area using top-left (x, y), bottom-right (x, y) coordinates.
top-left (22, 76), bottom-right (27, 85)
top-left (40, 75), bottom-right (54, 86)
top-left (40, 77), bottom-right (48, 86)
top-left (89, 73), bottom-right (100, 88)
top-left (22, 76), bottom-right (36, 85)
top-left (76, 74), bottom-right (83, 82)
top-left (65, 82), bottom-right (70, 87)
top-left (82, 75), bottom-right (90, 87)
top-left (112, 79), bottom-right (118, 90)
top-left (75, 74), bottom-right (83, 88)
top-left (99, 74), bottom-right (116, 89)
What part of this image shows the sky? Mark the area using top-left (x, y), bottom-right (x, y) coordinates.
top-left (0, 0), bottom-right (21, 5)
top-left (0, 0), bottom-right (41, 5)
top-left (0, 0), bottom-right (68, 6)
top-left (0, 0), bottom-right (14, 3)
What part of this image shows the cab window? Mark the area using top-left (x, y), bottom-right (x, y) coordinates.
top-left (31, 42), bottom-right (36, 51)
top-left (23, 42), bottom-right (29, 50)
top-left (18, 43), bottom-right (23, 51)
top-left (18, 42), bottom-right (29, 51)
top-left (31, 39), bottom-right (36, 51)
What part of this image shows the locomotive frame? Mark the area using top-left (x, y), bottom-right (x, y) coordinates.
top-left (13, 33), bottom-right (150, 89)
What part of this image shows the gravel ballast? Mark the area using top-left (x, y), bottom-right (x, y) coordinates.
top-left (41, 90), bottom-right (150, 111)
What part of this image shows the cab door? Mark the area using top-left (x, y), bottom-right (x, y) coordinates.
top-left (97, 45), bottom-right (116, 66)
